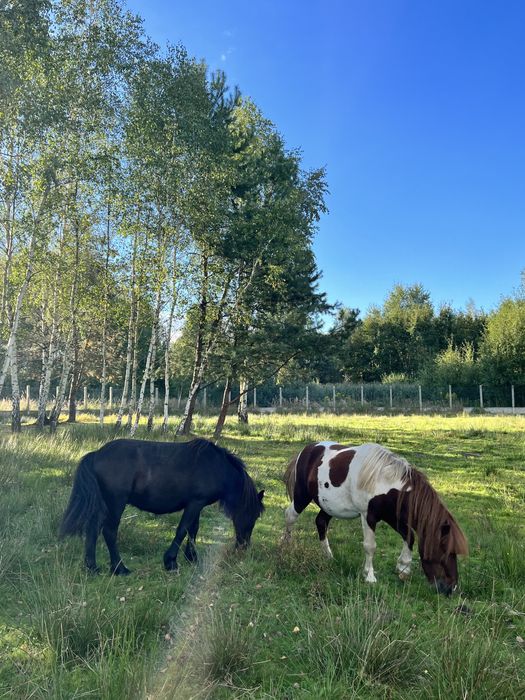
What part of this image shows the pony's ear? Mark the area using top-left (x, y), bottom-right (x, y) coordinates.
top-left (258, 490), bottom-right (265, 502)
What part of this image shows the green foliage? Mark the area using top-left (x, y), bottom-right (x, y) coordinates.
top-left (480, 297), bottom-right (525, 383)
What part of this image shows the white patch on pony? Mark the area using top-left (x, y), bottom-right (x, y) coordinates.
top-left (320, 538), bottom-right (334, 559)
top-left (396, 541), bottom-right (413, 579)
top-left (282, 503), bottom-right (299, 542)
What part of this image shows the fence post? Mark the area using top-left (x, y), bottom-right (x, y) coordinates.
top-left (418, 385), bottom-right (423, 412)
top-left (155, 386), bottom-right (159, 406)
top-left (83, 386), bottom-right (88, 410)
top-left (449, 384), bottom-right (452, 410)
top-left (26, 385), bottom-right (30, 415)
top-left (228, 390), bottom-right (231, 404)
top-left (203, 387), bottom-right (207, 409)
top-left (109, 386), bottom-right (113, 410)
top-left (389, 385), bottom-right (393, 410)
top-left (332, 385), bottom-right (336, 413)
top-left (360, 384), bottom-right (364, 406)
top-left (305, 385), bottom-right (309, 412)
top-left (511, 385), bottom-right (515, 414)
top-left (279, 386), bottom-right (283, 408)
top-left (479, 384), bottom-right (484, 409)
top-left (253, 387), bottom-right (257, 408)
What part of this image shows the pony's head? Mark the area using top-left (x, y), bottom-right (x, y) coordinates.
top-left (418, 519), bottom-right (468, 595)
top-left (405, 472), bottom-right (469, 595)
top-left (233, 489), bottom-right (265, 547)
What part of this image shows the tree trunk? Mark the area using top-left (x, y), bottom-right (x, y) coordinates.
top-left (237, 377), bottom-right (249, 423)
top-left (213, 376), bottom-right (232, 441)
top-left (162, 250), bottom-right (178, 433)
top-left (10, 336), bottom-right (21, 433)
top-left (127, 310), bottom-right (139, 429)
top-left (177, 256), bottom-right (234, 436)
top-left (99, 203), bottom-right (111, 425)
top-left (116, 229), bottom-right (138, 428)
top-left (131, 285), bottom-right (162, 436)
top-left (146, 332), bottom-right (158, 431)
top-left (0, 184), bottom-right (50, 397)
top-left (49, 336), bottom-right (72, 433)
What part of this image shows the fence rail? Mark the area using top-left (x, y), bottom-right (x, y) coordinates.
top-left (10, 381), bottom-right (525, 416)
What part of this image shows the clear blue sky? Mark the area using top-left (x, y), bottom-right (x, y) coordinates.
top-left (127, 0), bottom-right (525, 317)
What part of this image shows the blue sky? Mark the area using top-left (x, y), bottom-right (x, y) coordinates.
top-left (127, 0), bottom-right (525, 316)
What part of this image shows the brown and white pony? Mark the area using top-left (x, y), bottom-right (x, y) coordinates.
top-left (283, 442), bottom-right (468, 595)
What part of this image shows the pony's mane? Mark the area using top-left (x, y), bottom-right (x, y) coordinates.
top-left (188, 439), bottom-right (263, 520)
top-left (357, 444), bottom-right (412, 492)
top-left (400, 466), bottom-right (469, 559)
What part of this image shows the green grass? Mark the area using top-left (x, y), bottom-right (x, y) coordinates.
top-left (0, 413), bottom-right (524, 698)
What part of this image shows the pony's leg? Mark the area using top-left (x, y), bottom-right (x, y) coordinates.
top-left (396, 540), bottom-right (413, 580)
top-left (184, 511), bottom-right (201, 563)
top-left (282, 502), bottom-right (299, 542)
top-left (84, 519), bottom-right (101, 574)
top-left (315, 509), bottom-right (333, 558)
top-left (164, 502), bottom-right (204, 571)
top-left (360, 514), bottom-right (377, 583)
top-left (101, 500), bottom-right (129, 575)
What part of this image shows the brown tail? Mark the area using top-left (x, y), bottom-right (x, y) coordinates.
top-left (283, 454), bottom-right (298, 500)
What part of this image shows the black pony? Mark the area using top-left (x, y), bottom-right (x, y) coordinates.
top-left (60, 438), bottom-right (264, 575)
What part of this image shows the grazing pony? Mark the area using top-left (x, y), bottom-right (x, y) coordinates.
top-left (283, 442), bottom-right (468, 595)
top-left (60, 438), bottom-right (264, 574)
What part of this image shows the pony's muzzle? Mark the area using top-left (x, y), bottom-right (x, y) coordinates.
top-left (436, 579), bottom-right (456, 596)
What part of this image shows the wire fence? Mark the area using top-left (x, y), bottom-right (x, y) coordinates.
top-left (12, 381), bottom-right (525, 416)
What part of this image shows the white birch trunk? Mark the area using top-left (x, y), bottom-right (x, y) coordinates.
top-left (10, 335), bottom-right (21, 432)
top-left (146, 331), bottom-right (158, 431)
top-left (237, 377), bottom-right (249, 423)
top-left (0, 231), bottom-right (36, 397)
top-left (99, 204), bottom-right (111, 425)
top-left (162, 250), bottom-right (178, 433)
top-left (49, 335), bottom-right (72, 432)
top-left (116, 230), bottom-right (138, 428)
top-left (131, 285), bottom-right (162, 436)
top-left (0, 184), bottom-right (50, 397)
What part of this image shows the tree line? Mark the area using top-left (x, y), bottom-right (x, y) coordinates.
top-left (0, 0), bottom-right (328, 436)
top-left (290, 281), bottom-right (525, 389)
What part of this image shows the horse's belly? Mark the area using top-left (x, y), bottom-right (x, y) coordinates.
top-left (318, 491), bottom-right (360, 519)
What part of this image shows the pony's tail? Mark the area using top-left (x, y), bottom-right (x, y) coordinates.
top-left (59, 452), bottom-right (106, 538)
top-left (283, 454), bottom-right (298, 500)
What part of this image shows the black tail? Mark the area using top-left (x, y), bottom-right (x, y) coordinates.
top-left (59, 452), bottom-right (107, 538)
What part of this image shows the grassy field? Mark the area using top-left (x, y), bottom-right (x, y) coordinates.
top-left (0, 413), bottom-right (524, 699)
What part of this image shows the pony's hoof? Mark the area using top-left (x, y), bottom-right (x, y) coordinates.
top-left (112, 564), bottom-right (131, 576)
top-left (398, 570), bottom-right (411, 582)
top-left (364, 573), bottom-right (377, 584)
top-left (86, 565), bottom-right (101, 575)
top-left (164, 558), bottom-right (178, 573)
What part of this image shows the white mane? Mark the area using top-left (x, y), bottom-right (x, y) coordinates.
top-left (357, 443), bottom-right (412, 492)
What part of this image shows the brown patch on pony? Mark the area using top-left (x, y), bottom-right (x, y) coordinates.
top-left (328, 450), bottom-right (355, 487)
top-left (283, 443), bottom-right (325, 509)
top-left (400, 468), bottom-right (469, 560)
top-left (328, 444), bottom-right (347, 450)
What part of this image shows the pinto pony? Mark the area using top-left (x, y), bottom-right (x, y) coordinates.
top-left (60, 438), bottom-right (264, 575)
top-left (283, 442), bottom-right (468, 595)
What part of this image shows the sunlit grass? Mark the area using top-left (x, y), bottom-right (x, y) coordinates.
top-left (0, 413), bottom-right (524, 698)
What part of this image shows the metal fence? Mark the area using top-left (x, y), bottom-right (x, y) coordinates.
top-left (16, 381), bottom-right (525, 415)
